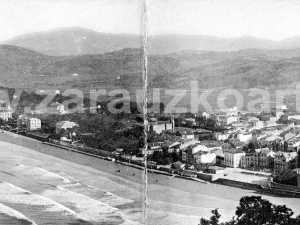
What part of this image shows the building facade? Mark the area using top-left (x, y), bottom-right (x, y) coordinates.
top-left (224, 148), bottom-right (245, 168)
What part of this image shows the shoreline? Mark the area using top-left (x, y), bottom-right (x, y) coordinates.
top-left (1, 132), bottom-right (300, 223)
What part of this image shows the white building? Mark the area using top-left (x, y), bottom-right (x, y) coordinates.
top-left (250, 120), bottom-right (264, 129)
top-left (0, 100), bottom-right (12, 121)
top-left (224, 107), bottom-right (239, 116)
top-left (214, 132), bottom-right (230, 141)
top-left (202, 111), bottom-right (210, 118)
top-left (237, 132), bottom-right (252, 142)
top-left (26, 118), bottom-right (41, 130)
top-left (50, 102), bottom-right (65, 114)
top-left (194, 151), bottom-right (216, 164)
top-left (224, 148), bottom-right (245, 168)
top-left (17, 115), bottom-right (41, 130)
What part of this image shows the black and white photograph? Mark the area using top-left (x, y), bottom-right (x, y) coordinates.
top-left (0, 0), bottom-right (300, 224)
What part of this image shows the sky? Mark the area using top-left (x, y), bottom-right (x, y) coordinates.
top-left (1, 0), bottom-right (300, 41)
top-left (0, 0), bottom-right (143, 42)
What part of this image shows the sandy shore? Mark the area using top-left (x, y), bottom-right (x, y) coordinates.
top-left (0, 132), bottom-right (300, 225)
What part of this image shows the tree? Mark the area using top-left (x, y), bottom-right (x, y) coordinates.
top-left (199, 196), bottom-right (300, 225)
top-left (274, 169), bottom-right (297, 186)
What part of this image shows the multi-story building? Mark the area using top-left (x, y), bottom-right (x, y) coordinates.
top-left (193, 151), bottom-right (216, 164)
top-left (50, 102), bottom-right (65, 114)
top-left (214, 132), bottom-right (230, 141)
top-left (244, 148), bottom-right (275, 169)
top-left (237, 132), bottom-right (252, 142)
top-left (17, 115), bottom-right (41, 130)
top-left (224, 148), bottom-right (245, 168)
top-left (0, 100), bottom-right (12, 121)
top-left (244, 151), bottom-right (258, 168)
top-left (257, 148), bottom-right (275, 169)
top-left (274, 151), bottom-right (298, 172)
top-left (148, 119), bottom-right (174, 134)
top-left (26, 118), bottom-right (41, 130)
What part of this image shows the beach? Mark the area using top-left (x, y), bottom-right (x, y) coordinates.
top-left (0, 133), bottom-right (300, 225)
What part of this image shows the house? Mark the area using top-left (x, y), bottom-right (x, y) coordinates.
top-left (182, 143), bottom-right (208, 163)
top-left (26, 118), bottom-right (41, 130)
top-left (220, 116), bottom-right (238, 125)
top-left (174, 128), bottom-right (195, 139)
top-left (193, 151), bottom-right (216, 164)
top-left (214, 132), bottom-right (230, 141)
top-left (247, 117), bottom-right (260, 123)
top-left (250, 120), bottom-right (264, 129)
top-left (163, 141), bottom-right (181, 153)
top-left (185, 118), bottom-right (196, 126)
top-left (244, 148), bottom-right (275, 169)
top-left (56, 121), bottom-right (79, 133)
top-left (224, 148), bottom-right (245, 168)
top-left (205, 166), bottom-right (224, 174)
top-left (0, 100), bottom-right (12, 121)
top-left (17, 115), bottom-right (41, 130)
top-left (222, 107), bottom-right (239, 116)
top-left (172, 161), bottom-right (185, 170)
top-left (148, 120), bottom-right (174, 134)
top-left (274, 151), bottom-right (298, 171)
top-left (17, 115), bottom-right (29, 127)
top-left (202, 111), bottom-right (210, 118)
top-left (265, 120), bottom-right (277, 127)
top-left (50, 102), bottom-right (65, 114)
top-left (284, 132), bottom-right (296, 141)
top-left (287, 137), bottom-right (300, 148)
top-left (200, 140), bottom-right (223, 151)
top-left (257, 148), bottom-right (275, 169)
top-left (265, 135), bottom-right (283, 142)
top-left (179, 139), bottom-right (200, 150)
top-left (244, 150), bottom-right (259, 168)
top-left (230, 121), bottom-right (245, 127)
top-left (237, 132), bottom-right (252, 142)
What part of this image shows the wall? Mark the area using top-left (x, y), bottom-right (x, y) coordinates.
top-left (269, 181), bottom-right (300, 192)
top-left (214, 178), bottom-right (263, 191)
top-left (196, 172), bottom-right (219, 182)
top-left (214, 178), bottom-right (300, 197)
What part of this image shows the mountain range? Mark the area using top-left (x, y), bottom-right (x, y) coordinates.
top-left (3, 27), bottom-right (300, 56)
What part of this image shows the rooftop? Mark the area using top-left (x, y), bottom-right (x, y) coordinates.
top-left (224, 148), bottom-right (245, 154)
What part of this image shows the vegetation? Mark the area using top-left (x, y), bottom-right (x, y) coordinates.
top-left (274, 169), bottom-right (298, 186)
top-left (199, 196), bottom-right (300, 225)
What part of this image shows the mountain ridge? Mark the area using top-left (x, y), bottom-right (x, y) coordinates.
top-left (3, 27), bottom-right (300, 56)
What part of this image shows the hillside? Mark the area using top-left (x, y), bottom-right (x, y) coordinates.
top-left (159, 48), bottom-right (300, 89)
top-left (4, 27), bottom-right (300, 56)
top-left (0, 45), bottom-right (59, 77)
top-left (1, 45), bottom-right (300, 91)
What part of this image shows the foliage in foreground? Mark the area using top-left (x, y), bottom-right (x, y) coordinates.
top-left (199, 196), bottom-right (300, 225)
